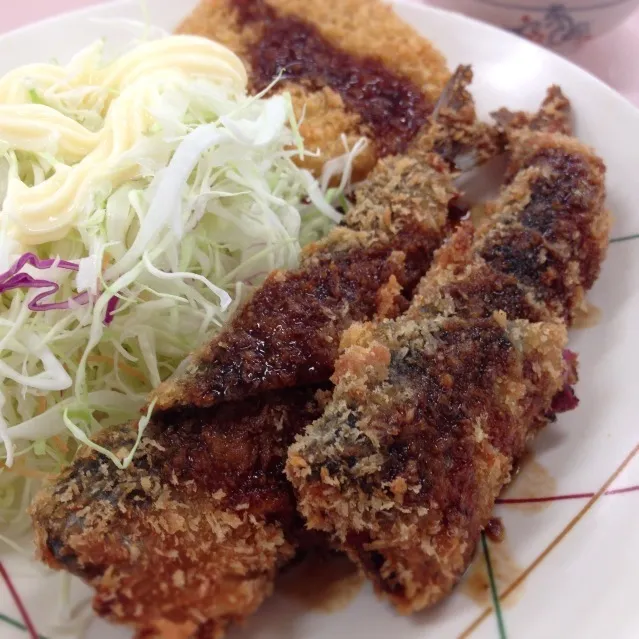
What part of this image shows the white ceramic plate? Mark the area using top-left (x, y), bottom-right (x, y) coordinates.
top-left (1, 1), bottom-right (638, 638)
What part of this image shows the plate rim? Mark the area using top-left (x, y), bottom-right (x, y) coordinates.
top-left (0, 2), bottom-right (638, 639)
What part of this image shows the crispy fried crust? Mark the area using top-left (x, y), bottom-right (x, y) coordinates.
top-left (411, 88), bottom-right (609, 324)
top-left (287, 87), bottom-right (609, 612)
top-left (151, 154), bottom-right (453, 412)
top-left (177, 0), bottom-right (450, 177)
top-left (30, 389), bottom-right (324, 639)
top-left (288, 315), bottom-right (567, 611)
top-left (151, 66), bottom-right (498, 413)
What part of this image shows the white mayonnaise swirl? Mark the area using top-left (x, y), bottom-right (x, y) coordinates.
top-left (0, 35), bottom-right (247, 245)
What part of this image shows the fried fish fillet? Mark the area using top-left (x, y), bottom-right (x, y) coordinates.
top-left (177, 0), bottom-right (450, 177)
top-left (412, 88), bottom-right (609, 325)
top-left (31, 389), bottom-right (324, 639)
top-left (150, 156), bottom-right (452, 413)
top-left (288, 314), bottom-right (569, 611)
top-left (287, 87), bottom-right (609, 612)
top-left (151, 66), bottom-right (498, 413)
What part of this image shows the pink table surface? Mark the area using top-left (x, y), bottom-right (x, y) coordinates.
top-left (3, 0), bottom-right (639, 107)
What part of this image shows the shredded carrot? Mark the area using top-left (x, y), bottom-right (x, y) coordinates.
top-left (87, 354), bottom-right (147, 382)
top-left (1, 459), bottom-right (54, 480)
top-left (37, 395), bottom-right (47, 415)
top-left (51, 436), bottom-right (69, 454)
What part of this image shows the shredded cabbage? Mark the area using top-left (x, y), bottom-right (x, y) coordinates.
top-left (0, 38), bottom-right (365, 544)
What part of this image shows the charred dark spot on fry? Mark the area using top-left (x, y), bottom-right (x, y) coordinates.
top-left (519, 147), bottom-right (607, 289)
top-left (479, 225), bottom-right (574, 319)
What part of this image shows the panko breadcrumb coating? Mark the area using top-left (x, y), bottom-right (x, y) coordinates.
top-left (411, 87), bottom-right (609, 325)
top-left (287, 87), bottom-right (609, 612)
top-left (177, 0), bottom-right (450, 177)
top-left (30, 389), bottom-right (325, 639)
top-left (151, 66), bottom-right (500, 413)
top-left (288, 314), bottom-right (568, 611)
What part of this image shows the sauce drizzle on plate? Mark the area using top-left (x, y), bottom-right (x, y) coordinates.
top-left (278, 553), bottom-right (364, 612)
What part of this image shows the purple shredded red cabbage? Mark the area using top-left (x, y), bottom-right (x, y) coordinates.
top-left (0, 252), bottom-right (113, 324)
top-left (104, 296), bottom-right (119, 326)
top-left (551, 349), bottom-right (580, 413)
top-left (1, 253), bottom-right (80, 278)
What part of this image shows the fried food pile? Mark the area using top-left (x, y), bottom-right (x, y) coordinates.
top-left (31, 61), bottom-right (491, 638)
top-left (287, 89), bottom-right (608, 611)
top-left (29, 1), bottom-right (609, 638)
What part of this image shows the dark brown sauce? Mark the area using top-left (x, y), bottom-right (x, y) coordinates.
top-left (233, 0), bottom-right (431, 155)
top-left (277, 553), bottom-right (364, 612)
top-left (462, 535), bottom-right (521, 608)
top-left (448, 199), bottom-right (470, 226)
top-left (572, 301), bottom-right (602, 329)
top-left (520, 147), bottom-right (605, 291)
top-left (153, 387), bottom-right (323, 497)
top-left (485, 517), bottom-right (505, 543)
top-left (480, 225), bottom-right (573, 321)
top-left (502, 454), bottom-right (557, 512)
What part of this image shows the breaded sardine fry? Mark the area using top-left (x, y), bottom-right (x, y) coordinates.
top-left (412, 86), bottom-right (608, 325)
top-left (288, 315), bottom-right (569, 611)
top-left (151, 156), bottom-right (451, 412)
top-left (287, 88), bottom-right (609, 612)
top-left (31, 388), bottom-right (325, 639)
top-left (151, 66), bottom-right (498, 413)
